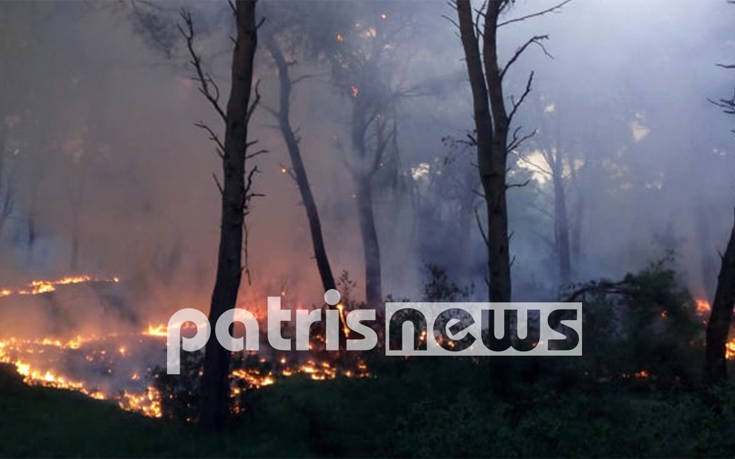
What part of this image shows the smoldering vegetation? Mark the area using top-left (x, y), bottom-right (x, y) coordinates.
top-left (0, 0), bottom-right (733, 332)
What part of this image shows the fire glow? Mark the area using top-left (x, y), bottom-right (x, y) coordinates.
top-left (0, 278), bottom-right (370, 420)
top-left (0, 275), bottom-right (120, 297)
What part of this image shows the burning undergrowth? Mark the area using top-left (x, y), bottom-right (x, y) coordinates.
top-left (0, 274), bottom-right (371, 421)
top-left (0, 263), bottom-right (733, 423)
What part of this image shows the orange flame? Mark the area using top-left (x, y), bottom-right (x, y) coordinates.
top-left (0, 275), bottom-right (120, 297)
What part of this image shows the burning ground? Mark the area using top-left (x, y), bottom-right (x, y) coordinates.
top-left (0, 274), bottom-right (370, 420)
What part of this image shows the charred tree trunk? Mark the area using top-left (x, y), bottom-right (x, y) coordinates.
top-left (264, 35), bottom-right (336, 292)
top-left (483, 4), bottom-right (513, 302)
top-left (552, 167), bottom-right (571, 284)
top-left (355, 176), bottom-right (382, 306)
top-left (457, 0), bottom-right (512, 301)
top-left (349, 93), bottom-right (384, 306)
top-left (696, 200), bottom-right (717, 302)
top-left (705, 209), bottom-right (735, 383)
top-left (199, 0), bottom-right (258, 431)
top-left (569, 162), bottom-right (584, 266)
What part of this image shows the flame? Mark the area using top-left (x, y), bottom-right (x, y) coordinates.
top-left (0, 275), bottom-right (120, 297)
top-left (336, 33), bottom-right (344, 42)
top-left (695, 299), bottom-right (735, 359)
top-left (0, 280), bottom-right (370, 420)
top-left (0, 324), bottom-right (371, 420)
top-left (143, 324), bottom-right (168, 338)
top-left (696, 299), bottom-right (711, 314)
top-left (351, 86), bottom-right (359, 97)
top-left (727, 340), bottom-right (735, 360)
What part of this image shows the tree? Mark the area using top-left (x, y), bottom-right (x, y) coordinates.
top-left (455, 0), bottom-right (571, 301)
top-left (178, 0), bottom-right (260, 430)
top-left (518, 100), bottom-right (581, 285)
top-left (705, 210), bottom-right (735, 383)
top-left (705, 7), bottom-right (735, 382)
top-left (262, 28), bottom-right (336, 293)
top-left (325, 4), bottom-right (407, 306)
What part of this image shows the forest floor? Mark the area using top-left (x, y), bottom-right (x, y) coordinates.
top-left (2, 358), bottom-right (735, 457)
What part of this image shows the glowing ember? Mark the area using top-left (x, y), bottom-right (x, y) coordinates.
top-left (727, 340), bottom-right (735, 360)
top-left (143, 324), bottom-right (168, 338)
top-left (693, 299), bottom-right (735, 359)
top-left (336, 33), bottom-right (344, 42)
top-left (696, 299), bottom-right (711, 314)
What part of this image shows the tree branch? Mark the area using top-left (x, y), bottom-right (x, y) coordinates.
top-left (501, 35), bottom-right (549, 80)
top-left (178, 9), bottom-right (227, 122)
top-left (497, 0), bottom-right (573, 28)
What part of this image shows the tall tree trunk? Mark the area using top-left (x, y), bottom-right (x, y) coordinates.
top-left (552, 168), bottom-right (571, 284)
top-left (355, 176), bottom-right (382, 306)
top-left (457, 0), bottom-right (511, 301)
top-left (570, 163), bottom-right (583, 265)
top-left (705, 208), bottom-right (735, 383)
top-left (696, 200), bottom-right (717, 302)
top-left (350, 92), bottom-right (383, 306)
top-left (264, 35), bottom-right (336, 292)
top-left (200, 0), bottom-right (258, 431)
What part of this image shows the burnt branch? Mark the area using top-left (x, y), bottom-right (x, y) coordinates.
top-left (212, 172), bottom-right (223, 195)
top-left (246, 79), bottom-right (262, 124)
top-left (508, 126), bottom-right (537, 152)
top-left (508, 71), bottom-right (535, 124)
top-left (178, 9), bottom-right (226, 122)
top-left (501, 35), bottom-right (549, 80)
top-left (497, 0), bottom-right (573, 28)
top-left (506, 178), bottom-right (531, 190)
top-left (246, 149), bottom-right (268, 160)
top-left (194, 122), bottom-right (224, 158)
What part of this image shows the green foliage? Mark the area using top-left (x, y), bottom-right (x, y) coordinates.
top-left (566, 258), bottom-right (704, 386)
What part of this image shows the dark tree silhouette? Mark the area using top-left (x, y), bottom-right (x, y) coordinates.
top-left (455, 0), bottom-right (570, 301)
top-left (177, 0), bottom-right (261, 430)
top-left (705, 5), bottom-right (735, 382)
top-left (262, 32), bottom-right (336, 293)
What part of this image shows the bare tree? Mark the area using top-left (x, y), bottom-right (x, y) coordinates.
top-left (349, 89), bottom-right (396, 306)
top-left (178, 0), bottom-right (261, 430)
top-left (518, 105), bottom-right (577, 284)
top-left (325, 6), bottom-right (407, 306)
top-left (455, 0), bottom-right (570, 301)
top-left (262, 32), bottom-right (336, 292)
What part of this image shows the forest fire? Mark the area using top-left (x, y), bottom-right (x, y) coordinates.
top-left (0, 314), bottom-right (370, 420)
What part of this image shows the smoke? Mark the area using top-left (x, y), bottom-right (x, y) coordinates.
top-left (0, 0), bottom-right (733, 339)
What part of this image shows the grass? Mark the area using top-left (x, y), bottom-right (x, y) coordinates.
top-left (3, 358), bottom-right (735, 457)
